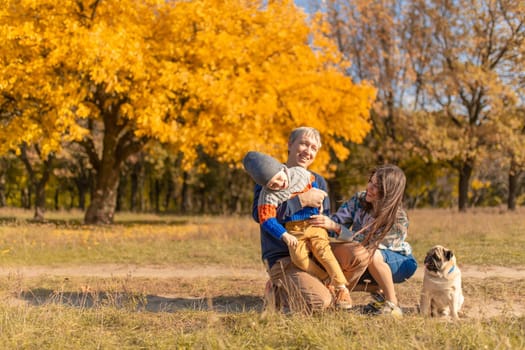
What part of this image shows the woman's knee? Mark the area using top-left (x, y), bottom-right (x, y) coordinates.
top-left (370, 250), bottom-right (385, 266)
top-left (402, 257), bottom-right (418, 279)
top-left (391, 256), bottom-right (418, 283)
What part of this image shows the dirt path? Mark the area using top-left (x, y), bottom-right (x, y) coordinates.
top-left (0, 264), bottom-right (268, 279)
top-left (0, 264), bottom-right (523, 279)
top-left (2, 264), bottom-right (523, 318)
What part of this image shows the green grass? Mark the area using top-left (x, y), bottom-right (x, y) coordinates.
top-left (0, 303), bottom-right (523, 349)
top-left (0, 207), bottom-right (524, 349)
top-left (408, 208), bottom-right (525, 266)
top-left (1, 207), bottom-right (524, 267)
top-left (0, 211), bottom-right (261, 268)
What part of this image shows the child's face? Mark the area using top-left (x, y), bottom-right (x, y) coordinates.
top-left (266, 169), bottom-right (288, 191)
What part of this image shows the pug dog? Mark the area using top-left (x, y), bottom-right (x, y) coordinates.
top-left (420, 245), bottom-right (464, 320)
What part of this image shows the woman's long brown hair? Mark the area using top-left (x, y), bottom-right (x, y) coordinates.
top-left (360, 164), bottom-right (406, 250)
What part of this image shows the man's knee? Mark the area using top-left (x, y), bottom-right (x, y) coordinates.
top-left (319, 294), bottom-right (333, 310)
top-left (309, 290), bottom-right (333, 311)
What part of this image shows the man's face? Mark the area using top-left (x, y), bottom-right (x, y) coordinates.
top-left (287, 133), bottom-right (319, 169)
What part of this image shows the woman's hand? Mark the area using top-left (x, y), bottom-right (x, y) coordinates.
top-left (281, 232), bottom-right (298, 248)
top-left (308, 215), bottom-right (340, 234)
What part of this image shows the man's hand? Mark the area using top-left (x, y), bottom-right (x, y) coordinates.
top-left (298, 188), bottom-right (327, 209)
top-left (281, 232), bottom-right (298, 248)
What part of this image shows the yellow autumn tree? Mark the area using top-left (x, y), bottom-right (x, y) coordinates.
top-left (0, 0), bottom-right (375, 224)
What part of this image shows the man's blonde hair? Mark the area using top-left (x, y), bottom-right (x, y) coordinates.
top-left (288, 126), bottom-right (322, 149)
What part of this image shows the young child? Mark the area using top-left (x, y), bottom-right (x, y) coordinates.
top-left (243, 151), bottom-right (352, 309)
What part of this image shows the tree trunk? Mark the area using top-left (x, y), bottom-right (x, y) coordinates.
top-left (73, 167), bottom-right (91, 211)
top-left (154, 179), bottom-right (161, 213)
top-left (116, 174), bottom-right (127, 212)
top-left (68, 186), bottom-right (75, 209)
top-left (130, 162), bottom-right (143, 212)
top-left (54, 188), bottom-right (59, 210)
top-left (20, 145), bottom-right (53, 222)
top-left (77, 182), bottom-right (87, 210)
top-left (32, 169), bottom-right (50, 221)
top-left (163, 169), bottom-right (174, 211)
top-left (199, 187), bottom-right (207, 214)
top-left (508, 171), bottom-right (517, 211)
top-left (33, 184), bottom-right (46, 221)
top-left (507, 159), bottom-right (520, 211)
top-left (82, 95), bottom-right (144, 224)
top-left (84, 122), bottom-right (123, 225)
top-left (21, 187), bottom-right (31, 209)
top-left (181, 171), bottom-right (190, 214)
top-left (458, 161), bottom-right (473, 212)
top-left (85, 164), bottom-right (121, 224)
top-left (0, 172), bottom-right (5, 207)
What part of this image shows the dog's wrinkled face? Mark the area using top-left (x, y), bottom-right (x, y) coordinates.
top-left (424, 245), bottom-right (454, 273)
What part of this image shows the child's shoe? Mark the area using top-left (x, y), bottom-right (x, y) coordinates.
top-left (335, 287), bottom-right (353, 310)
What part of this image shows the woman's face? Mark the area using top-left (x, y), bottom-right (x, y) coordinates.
top-left (366, 174), bottom-right (382, 203)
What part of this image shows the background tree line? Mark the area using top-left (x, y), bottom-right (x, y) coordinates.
top-left (0, 0), bottom-right (524, 223)
top-left (319, 0), bottom-right (525, 211)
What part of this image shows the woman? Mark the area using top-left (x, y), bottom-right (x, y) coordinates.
top-left (309, 164), bottom-right (417, 316)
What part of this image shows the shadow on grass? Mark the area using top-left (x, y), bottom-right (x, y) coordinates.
top-left (0, 216), bottom-right (191, 228)
top-left (352, 304), bottom-right (419, 315)
top-left (19, 288), bottom-right (421, 315)
top-left (19, 288), bottom-right (265, 313)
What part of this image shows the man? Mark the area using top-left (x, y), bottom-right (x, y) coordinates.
top-left (251, 126), bottom-right (334, 312)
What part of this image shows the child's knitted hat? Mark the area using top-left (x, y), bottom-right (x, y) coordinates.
top-left (242, 151), bottom-right (284, 186)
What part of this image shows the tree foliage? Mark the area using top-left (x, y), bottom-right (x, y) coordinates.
top-left (0, 0), bottom-right (376, 223)
top-left (408, 0), bottom-right (525, 210)
top-left (324, 0), bottom-right (525, 211)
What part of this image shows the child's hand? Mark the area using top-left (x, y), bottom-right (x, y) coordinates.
top-left (282, 232), bottom-right (298, 248)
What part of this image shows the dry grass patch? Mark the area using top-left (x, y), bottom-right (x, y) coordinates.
top-left (408, 207), bottom-right (525, 266)
top-left (0, 208), bottom-right (524, 348)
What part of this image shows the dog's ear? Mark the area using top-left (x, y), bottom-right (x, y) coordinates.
top-left (445, 249), bottom-right (454, 261)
